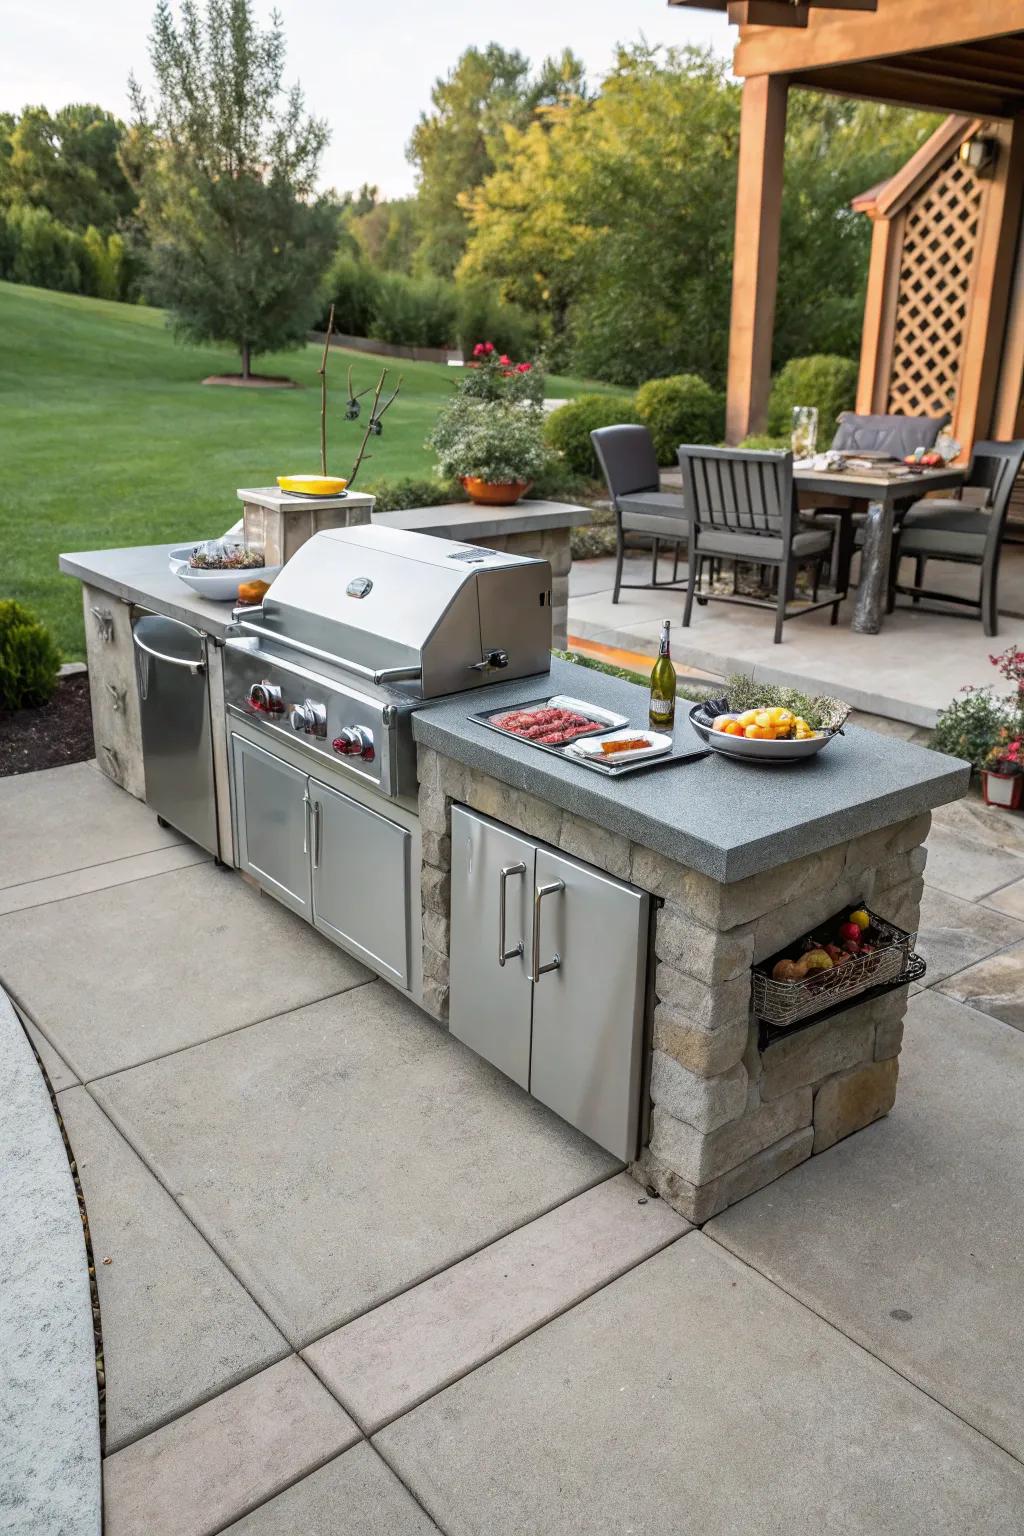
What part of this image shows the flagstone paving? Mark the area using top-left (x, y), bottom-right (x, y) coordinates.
top-left (4, 758), bottom-right (1024, 1534)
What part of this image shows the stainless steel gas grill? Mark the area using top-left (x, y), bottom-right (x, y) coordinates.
top-left (222, 525), bottom-right (553, 993)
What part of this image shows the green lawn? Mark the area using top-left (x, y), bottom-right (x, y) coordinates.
top-left (0, 281), bottom-right (608, 659)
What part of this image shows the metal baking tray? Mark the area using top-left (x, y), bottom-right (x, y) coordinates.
top-left (469, 695), bottom-right (710, 776)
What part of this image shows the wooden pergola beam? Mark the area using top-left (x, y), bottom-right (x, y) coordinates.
top-left (725, 74), bottom-right (789, 443)
top-left (733, 0), bottom-right (1024, 78)
top-left (790, 62), bottom-right (1021, 118)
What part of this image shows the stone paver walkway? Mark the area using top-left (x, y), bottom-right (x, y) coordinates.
top-left (3, 759), bottom-right (1024, 1534)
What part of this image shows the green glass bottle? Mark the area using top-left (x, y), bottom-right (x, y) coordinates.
top-left (649, 619), bottom-right (676, 730)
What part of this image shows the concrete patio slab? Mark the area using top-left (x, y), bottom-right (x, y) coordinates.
top-left (0, 840), bottom-right (210, 916)
top-left (0, 760), bottom-right (183, 889)
top-left (59, 1086), bottom-right (288, 1452)
top-left (936, 942), bottom-right (1024, 1029)
top-left (16, 1003), bottom-right (79, 1091)
top-left (103, 1356), bottom-right (358, 1536)
top-left (92, 983), bottom-right (619, 1348)
top-left (708, 989), bottom-right (1024, 1460)
top-left (0, 989), bottom-right (99, 1536)
top-left (222, 1443), bottom-right (440, 1534)
top-left (306, 1172), bottom-right (688, 1432)
top-left (985, 876), bottom-right (1024, 920)
top-left (568, 554), bottom-right (1014, 726)
top-left (0, 862), bottom-right (371, 1079)
top-left (377, 1233), bottom-right (1024, 1535)
top-left (916, 886), bottom-right (1024, 985)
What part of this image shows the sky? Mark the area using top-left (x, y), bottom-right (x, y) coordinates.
top-left (1, 0), bottom-right (733, 198)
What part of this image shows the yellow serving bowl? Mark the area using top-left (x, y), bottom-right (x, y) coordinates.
top-left (276, 474), bottom-right (348, 497)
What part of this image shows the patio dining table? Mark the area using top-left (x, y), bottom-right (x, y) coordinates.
top-left (795, 463), bottom-right (966, 635)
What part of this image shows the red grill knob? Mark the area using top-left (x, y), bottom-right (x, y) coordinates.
top-left (247, 682), bottom-right (284, 714)
top-left (332, 728), bottom-right (374, 762)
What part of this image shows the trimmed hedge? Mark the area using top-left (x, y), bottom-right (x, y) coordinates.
top-left (635, 373), bottom-right (724, 464)
top-left (766, 354), bottom-right (858, 443)
top-left (544, 393), bottom-right (641, 477)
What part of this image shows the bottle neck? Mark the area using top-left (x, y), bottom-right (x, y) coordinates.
top-left (659, 624), bottom-right (671, 659)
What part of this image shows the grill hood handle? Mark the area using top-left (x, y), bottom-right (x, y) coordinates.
top-left (470, 649), bottom-right (510, 674)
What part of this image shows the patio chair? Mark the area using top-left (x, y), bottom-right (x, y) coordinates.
top-left (591, 425), bottom-right (688, 604)
top-left (888, 439), bottom-right (1024, 637)
top-left (830, 412), bottom-right (949, 458)
top-left (678, 446), bottom-right (841, 645)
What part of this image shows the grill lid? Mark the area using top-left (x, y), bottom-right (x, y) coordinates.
top-left (260, 524), bottom-right (552, 697)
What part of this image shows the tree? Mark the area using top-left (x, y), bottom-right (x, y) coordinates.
top-left (129, 0), bottom-right (335, 378)
top-left (408, 43), bottom-right (587, 279)
top-left (459, 44), bottom-right (935, 386)
top-left (0, 104), bottom-right (135, 232)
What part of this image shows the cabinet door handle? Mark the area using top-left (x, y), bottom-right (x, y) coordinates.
top-left (498, 862), bottom-right (526, 966)
top-left (530, 880), bottom-right (564, 982)
top-left (312, 801), bottom-right (321, 870)
top-left (303, 791), bottom-right (311, 855)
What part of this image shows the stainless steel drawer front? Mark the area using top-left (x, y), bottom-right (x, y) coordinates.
top-left (529, 845), bottom-right (648, 1163)
top-left (310, 777), bottom-right (412, 987)
top-left (450, 806), bottom-right (534, 1090)
top-left (133, 613), bottom-right (217, 855)
top-left (231, 734), bottom-right (312, 917)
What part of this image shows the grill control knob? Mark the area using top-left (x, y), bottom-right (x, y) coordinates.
top-left (247, 682), bottom-right (284, 713)
top-left (332, 727), bottom-right (375, 763)
top-left (290, 700), bottom-right (327, 738)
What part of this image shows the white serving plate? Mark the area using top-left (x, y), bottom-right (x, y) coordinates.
top-left (688, 706), bottom-right (838, 763)
top-left (169, 547), bottom-right (282, 602)
top-left (567, 728), bottom-right (672, 765)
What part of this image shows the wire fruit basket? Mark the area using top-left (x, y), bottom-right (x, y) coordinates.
top-left (752, 904), bottom-right (921, 1030)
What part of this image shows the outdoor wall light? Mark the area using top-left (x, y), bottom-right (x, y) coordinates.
top-left (959, 136), bottom-right (999, 177)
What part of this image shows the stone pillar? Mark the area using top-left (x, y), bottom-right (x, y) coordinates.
top-left (237, 486), bottom-right (375, 566)
top-left (417, 745), bottom-right (929, 1223)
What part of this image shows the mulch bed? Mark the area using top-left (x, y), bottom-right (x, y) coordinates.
top-left (0, 673), bottom-right (95, 777)
top-left (201, 373), bottom-right (298, 388)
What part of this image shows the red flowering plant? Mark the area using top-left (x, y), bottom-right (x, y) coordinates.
top-left (461, 341), bottom-right (544, 405)
top-left (933, 642), bottom-right (1024, 774)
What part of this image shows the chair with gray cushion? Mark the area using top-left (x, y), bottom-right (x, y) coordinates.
top-left (830, 412), bottom-right (948, 458)
top-left (888, 439), bottom-right (1024, 636)
top-left (678, 446), bottom-right (841, 645)
top-left (591, 425), bottom-right (688, 603)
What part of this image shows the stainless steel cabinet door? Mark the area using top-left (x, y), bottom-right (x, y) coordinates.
top-left (529, 847), bottom-right (649, 1162)
top-left (310, 777), bottom-right (412, 987)
top-left (231, 734), bottom-right (312, 917)
top-left (449, 805), bottom-right (534, 1090)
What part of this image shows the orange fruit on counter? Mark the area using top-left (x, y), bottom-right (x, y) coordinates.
top-left (712, 714), bottom-right (733, 733)
top-left (724, 720), bottom-right (744, 735)
top-left (745, 724), bottom-right (775, 739)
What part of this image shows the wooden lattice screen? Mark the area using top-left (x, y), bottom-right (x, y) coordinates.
top-left (887, 155), bottom-right (983, 419)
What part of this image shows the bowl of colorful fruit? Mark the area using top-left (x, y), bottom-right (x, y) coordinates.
top-left (689, 685), bottom-right (849, 764)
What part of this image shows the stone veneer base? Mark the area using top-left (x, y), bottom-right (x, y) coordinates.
top-left (418, 745), bottom-right (927, 1224)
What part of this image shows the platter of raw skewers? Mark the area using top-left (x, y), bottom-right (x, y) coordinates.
top-left (468, 695), bottom-right (711, 777)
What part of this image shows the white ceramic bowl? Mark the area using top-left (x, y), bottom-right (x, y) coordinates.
top-left (688, 705), bottom-right (840, 763)
top-left (169, 549), bottom-right (282, 602)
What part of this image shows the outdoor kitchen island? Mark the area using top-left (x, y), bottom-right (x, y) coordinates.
top-left (413, 658), bottom-right (969, 1223)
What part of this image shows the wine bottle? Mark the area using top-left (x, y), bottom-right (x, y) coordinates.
top-left (649, 619), bottom-right (676, 729)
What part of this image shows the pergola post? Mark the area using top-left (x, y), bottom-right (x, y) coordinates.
top-left (725, 73), bottom-right (789, 444)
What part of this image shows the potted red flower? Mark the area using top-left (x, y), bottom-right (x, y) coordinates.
top-left (428, 343), bottom-right (545, 506)
top-left (982, 733), bottom-right (1024, 809)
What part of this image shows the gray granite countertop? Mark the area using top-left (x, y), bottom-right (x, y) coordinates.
top-left (59, 543), bottom-right (245, 639)
top-left (412, 659), bottom-right (969, 883)
top-left (374, 500), bottom-right (590, 540)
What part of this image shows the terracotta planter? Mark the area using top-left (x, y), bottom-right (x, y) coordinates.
top-left (460, 476), bottom-right (532, 507)
top-left (981, 767), bottom-right (1023, 809)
